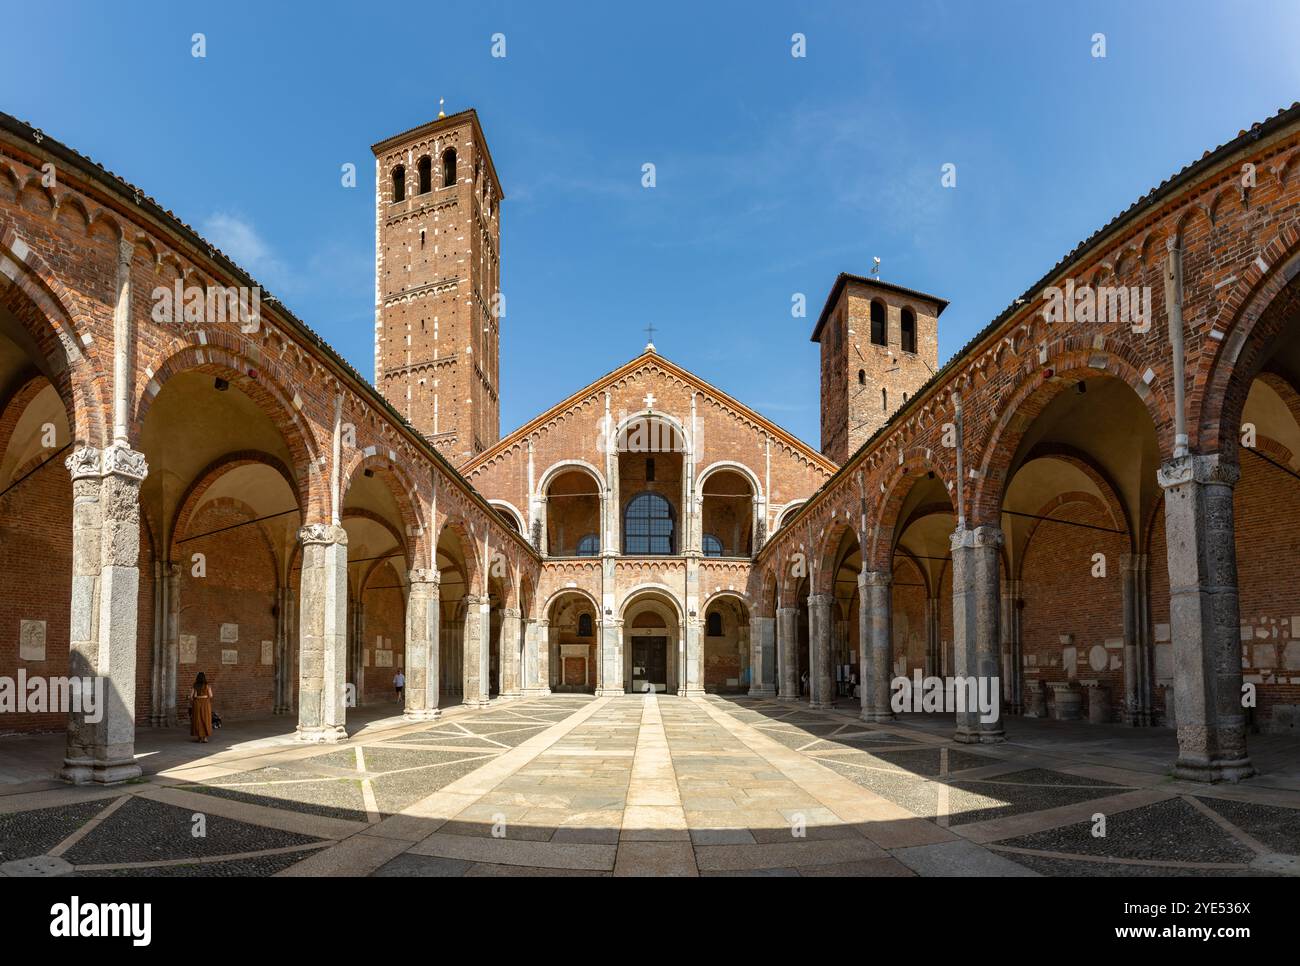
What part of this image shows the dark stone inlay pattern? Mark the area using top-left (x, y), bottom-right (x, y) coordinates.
top-left (995, 798), bottom-right (1258, 864)
top-left (75, 849), bottom-right (323, 877)
top-left (63, 797), bottom-right (322, 865)
top-left (0, 798), bottom-right (112, 862)
top-left (996, 852), bottom-right (1271, 878)
top-left (973, 768), bottom-right (1125, 787)
top-left (186, 774), bottom-right (369, 822)
top-left (1196, 796), bottom-right (1300, 855)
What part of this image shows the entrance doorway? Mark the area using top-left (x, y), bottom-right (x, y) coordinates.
top-left (632, 637), bottom-right (668, 693)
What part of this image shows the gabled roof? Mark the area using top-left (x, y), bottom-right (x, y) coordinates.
top-left (810, 273), bottom-right (949, 343)
top-left (463, 349), bottom-right (837, 474)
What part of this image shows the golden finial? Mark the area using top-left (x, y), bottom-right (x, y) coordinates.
top-left (438, 98), bottom-right (446, 119)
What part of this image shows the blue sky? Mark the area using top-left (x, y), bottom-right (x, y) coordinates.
top-left (4, 1), bottom-right (1299, 448)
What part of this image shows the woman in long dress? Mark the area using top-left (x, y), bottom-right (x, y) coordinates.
top-left (190, 672), bottom-right (214, 743)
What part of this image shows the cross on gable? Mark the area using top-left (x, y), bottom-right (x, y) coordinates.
top-left (643, 391), bottom-right (657, 410)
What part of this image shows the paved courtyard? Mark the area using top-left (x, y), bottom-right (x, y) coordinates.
top-left (1, 694), bottom-right (1299, 877)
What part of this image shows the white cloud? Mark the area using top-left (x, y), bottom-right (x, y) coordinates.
top-left (201, 211), bottom-right (292, 291)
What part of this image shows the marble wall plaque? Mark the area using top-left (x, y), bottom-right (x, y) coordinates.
top-left (180, 634), bottom-right (197, 664)
top-left (221, 648), bottom-right (238, 665)
top-left (220, 623), bottom-right (239, 643)
top-left (19, 620), bottom-right (46, 661)
top-left (260, 640), bottom-right (273, 665)
top-left (375, 650), bottom-right (393, 668)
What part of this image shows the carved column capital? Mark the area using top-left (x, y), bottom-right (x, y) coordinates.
top-left (65, 445), bottom-right (101, 480)
top-left (298, 523), bottom-right (348, 546)
top-left (102, 443), bottom-right (148, 482)
top-left (1158, 453), bottom-right (1239, 489)
top-left (408, 567), bottom-right (441, 585)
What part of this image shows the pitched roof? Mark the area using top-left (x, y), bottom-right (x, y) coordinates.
top-left (810, 273), bottom-right (949, 343)
top-left (463, 349), bottom-right (837, 474)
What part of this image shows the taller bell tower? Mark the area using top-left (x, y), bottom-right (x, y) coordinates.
top-left (372, 108), bottom-right (503, 464)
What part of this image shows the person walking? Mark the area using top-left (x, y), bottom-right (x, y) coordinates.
top-left (393, 668), bottom-right (405, 704)
top-left (189, 672), bottom-right (214, 743)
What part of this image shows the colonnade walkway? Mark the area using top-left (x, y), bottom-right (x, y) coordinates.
top-left (1, 695), bottom-right (1298, 876)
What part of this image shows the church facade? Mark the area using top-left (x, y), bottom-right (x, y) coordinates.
top-left (2, 104), bottom-right (1299, 786)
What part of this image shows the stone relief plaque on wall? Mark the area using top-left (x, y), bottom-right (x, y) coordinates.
top-left (180, 634), bottom-right (197, 664)
top-left (375, 650), bottom-right (393, 668)
top-left (220, 623), bottom-right (239, 643)
top-left (19, 620), bottom-right (46, 661)
top-left (261, 640), bottom-right (273, 665)
top-left (221, 648), bottom-right (238, 665)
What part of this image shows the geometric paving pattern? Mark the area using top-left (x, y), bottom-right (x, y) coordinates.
top-left (0, 692), bottom-right (1297, 877)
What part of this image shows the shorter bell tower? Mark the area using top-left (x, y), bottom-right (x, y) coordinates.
top-left (812, 273), bottom-right (946, 464)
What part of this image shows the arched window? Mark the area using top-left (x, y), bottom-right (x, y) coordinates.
top-left (442, 148), bottom-right (457, 188)
top-left (702, 534), bottom-right (723, 557)
top-left (706, 611), bottom-right (723, 636)
top-left (578, 613), bottom-right (593, 637)
top-left (391, 165), bottom-right (406, 203)
top-left (576, 533), bottom-right (600, 556)
top-left (901, 307), bottom-right (917, 353)
top-left (870, 300), bottom-right (887, 346)
top-left (417, 155), bottom-right (432, 194)
top-left (857, 369), bottom-right (866, 385)
top-left (625, 492), bottom-right (674, 555)
top-left (882, 387), bottom-right (888, 412)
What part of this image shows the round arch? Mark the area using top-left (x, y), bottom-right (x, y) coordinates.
top-left (969, 350), bottom-right (1167, 527)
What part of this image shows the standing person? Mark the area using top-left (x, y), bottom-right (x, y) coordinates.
top-left (393, 667), bottom-right (405, 704)
top-left (189, 672), bottom-right (214, 743)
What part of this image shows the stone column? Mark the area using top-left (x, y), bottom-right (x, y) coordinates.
top-left (738, 620), bottom-right (751, 689)
top-left (61, 444), bottom-right (148, 783)
top-left (776, 606), bottom-right (799, 701)
top-left (150, 561), bottom-right (180, 726)
top-left (748, 615), bottom-right (776, 697)
top-left (536, 618), bottom-right (552, 693)
top-left (1157, 455), bottom-right (1253, 781)
top-left (295, 524), bottom-right (348, 742)
top-left (860, 571), bottom-right (894, 722)
top-left (597, 619), bottom-right (625, 695)
top-left (951, 525), bottom-right (1005, 744)
top-left (499, 607), bottom-right (522, 698)
top-left (681, 613), bottom-right (705, 697)
top-left (274, 586), bottom-right (296, 714)
top-left (348, 598), bottom-right (364, 706)
top-left (462, 594), bottom-right (491, 707)
top-left (523, 617), bottom-right (551, 695)
top-left (1120, 553), bottom-right (1153, 726)
top-left (807, 594), bottom-right (834, 710)
top-left (404, 568), bottom-right (440, 720)
top-left (1001, 578), bottom-right (1023, 715)
top-left (925, 594), bottom-right (942, 677)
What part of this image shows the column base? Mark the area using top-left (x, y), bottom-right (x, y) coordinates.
top-left (777, 694), bottom-right (801, 704)
top-left (294, 724), bottom-right (348, 743)
top-left (860, 710), bottom-right (895, 723)
top-left (61, 757), bottom-right (142, 785)
top-left (595, 687), bottom-right (626, 697)
top-left (679, 688), bottom-right (706, 698)
top-left (521, 687), bottom-right (552, 697)
top-left (403, 708), bottom-right (441, 722)
top-left (809, 700), bottom-right (835, 711)
top-left (1173, 753), bottom-right (1255, 783)
top-left (499, 690), bottom-right (524, 700)
top-left (747, 686), bottom-right (776, 698)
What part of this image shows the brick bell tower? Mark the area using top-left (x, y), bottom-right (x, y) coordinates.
top-left (812, 273), bottom-right (946, 464)
top-left (372, 108), bottom-right (503, 464)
